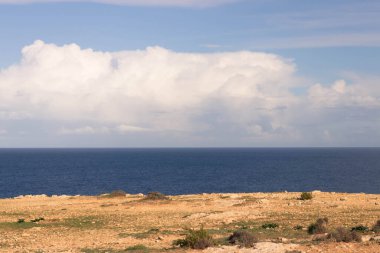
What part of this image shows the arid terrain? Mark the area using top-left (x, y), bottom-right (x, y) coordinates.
top-left (0, 191), bottom-right (379, 253)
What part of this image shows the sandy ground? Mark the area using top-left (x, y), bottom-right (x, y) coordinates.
top-left (0, 191), bottom-right (379, 252)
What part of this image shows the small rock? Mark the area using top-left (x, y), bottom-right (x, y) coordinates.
top-left (339, 197), bottom-right (347, 201)
top-left (278, 237), bottom-right (288, 243)
top-left (361, 235), bottom-right (372, 242)
top-left (375, 202), bottom-right (379, 205)
top-left (372, 236), bottom-right (380, 241)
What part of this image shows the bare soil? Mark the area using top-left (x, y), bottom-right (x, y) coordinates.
top-left (0, 191), bottom-right (379, 252)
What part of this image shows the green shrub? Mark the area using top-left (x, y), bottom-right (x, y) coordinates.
top-left (173, 227), bottom-right (214, 249)
top-left (126, 244), bottom-right (149, 252)
top-left (262, 223), bottom-right (278, 229)
top-left (308, 218), bottom-right (328, 234)
top-left (300, 192), bottom-right (313, 200)
top-left (373, 220), bottom-right (380, 233)
top-left (145, 192), bottom-right (169, 201)
top-left (228, 230), bottom-right (258, 247)
top-left (17, 219), bottom-right (25, 223)
top-left (351, 225), bottom-right (369, 232)
top-left (328, 227), bottom-right (362, 242)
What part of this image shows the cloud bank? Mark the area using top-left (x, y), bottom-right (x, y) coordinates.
top-left (0, 0), bottom-right (239, 7)
top-left (1, 41), bottom-right (380, 146)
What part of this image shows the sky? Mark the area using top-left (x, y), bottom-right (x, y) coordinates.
top-left (0, 0), bottom-right (379, 147)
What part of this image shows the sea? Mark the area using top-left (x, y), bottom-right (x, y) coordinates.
top-left (0, 148), bottom-right (379, 198)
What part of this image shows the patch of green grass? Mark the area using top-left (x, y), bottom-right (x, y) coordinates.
top-left (126, 244), bottom-right (150, 252)
top-left (0, 221), bottom-right (41, 230)
top-left (261, 223), bottom-right (279, 229)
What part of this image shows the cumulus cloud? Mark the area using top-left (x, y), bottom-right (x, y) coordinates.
top-left (308, 79), bottom-right (380, 108)
top-left (0, 40), bottom-right (297, 134)
top-left (1, 40), bottom-right (380, 146)
top-left (0, 0), bottom-right (240, 7)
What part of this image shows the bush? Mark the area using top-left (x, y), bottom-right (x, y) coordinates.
top-left (300, 192), bottom-right (313, 200)
top-left (351, 225), bottom-right (369, 232)
top-left (126, 244), bottom-right (149, 252)
top-left (109, 190), bottom-right (127, 197)
top-left (328, 227), bottom-right (362, 242)
top-left (173, 227), bottom-right (214, 249)
top-left (17, 219), bottom-right (25, 223)
top-left (293, 225), bottom-right (303, 230)
top-left (145, 192), bottom-right (169, 201)
top-left (308, 218), bottom-right (328, 234)
top-left (228, 230), bottom-right (258, 247)
top-left (262, 223), bottom-right (279, 229)
top-left (31, 217), bottom-right (45, 223)
top-left (373, 220), bottom-right (380, 233)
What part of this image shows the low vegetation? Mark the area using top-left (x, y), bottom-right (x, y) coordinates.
top-left (126, 244), bottom-right (149, 252)
top-left (109, 190), bottom-right (127, 197)
top-left (228, 230), bottom-right (258, 247)
top-left (144, 192), bottom-right (169, 201)
top-left (308, 217), bottom-right (328, 234)
top-left (351, 225), bottom-right (369, 232)
top-left (173, 227), bottom-right (214, 249)
top-left (328, 227), bottom-right (362, 242)
top-left (300, 192), bottom-right (313, 200)
top-left (31, 217), bottom-right (45, 223)
top-left (262, 223), bottom-right (279, 229)
top-left (373, 219), bottom-right (380, 233)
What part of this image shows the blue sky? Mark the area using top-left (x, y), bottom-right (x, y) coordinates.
top-left (0, 0), bottom-right (379, 147)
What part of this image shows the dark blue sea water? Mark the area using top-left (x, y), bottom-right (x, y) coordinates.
top-left (0, 148), bottom-right (379, 198)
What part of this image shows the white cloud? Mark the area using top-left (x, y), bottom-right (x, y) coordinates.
top-left (0, 40), bottom-right (297, 136)
top-left (116, 124), bottom-right (151, 134)
top-left (58, 126), bottom-right (110, 135)
top-left (0, 0), bottom-right (240, 7)
top-left (1, 40), bottom-right (380, 146)
top-left (308, 79), bottom-right (380, 108)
